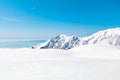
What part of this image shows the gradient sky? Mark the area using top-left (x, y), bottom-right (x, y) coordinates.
top-left (0, 0), bottom-right (120, 40)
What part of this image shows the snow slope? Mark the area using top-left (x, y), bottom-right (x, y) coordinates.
top-left (0, 47), bottom-right (120, 80)
top-left (34, 28), bottom-right (120, 49)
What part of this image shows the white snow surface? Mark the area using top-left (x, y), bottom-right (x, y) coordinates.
top-left (0, 46), bottom-right (120, 80)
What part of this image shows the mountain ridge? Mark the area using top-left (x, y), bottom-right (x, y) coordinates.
top-left (33, 28), bottom-right (120, 49)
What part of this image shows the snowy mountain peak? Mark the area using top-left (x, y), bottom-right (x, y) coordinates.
top-left (54, 34), bottom-right (78, 40)
top-left (34, 28), bottom-right (120, 49)
top-left (36, 34), bottom-right (80, 50)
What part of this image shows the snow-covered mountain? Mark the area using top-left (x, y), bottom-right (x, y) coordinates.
top-left (34, 35), bottom-right (80, 50)
top-left (34, 28), bottom-right (120, 49)
top-left (80, 28), bottom-right (120, 46)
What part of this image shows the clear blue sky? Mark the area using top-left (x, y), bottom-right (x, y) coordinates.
top-left (0, 0), bottom-right (120, 40)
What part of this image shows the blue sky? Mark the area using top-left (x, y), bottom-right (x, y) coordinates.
top-left (0, 0), bottom-right (120, 40)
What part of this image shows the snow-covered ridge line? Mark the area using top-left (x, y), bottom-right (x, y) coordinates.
top-left (34, 28), bottom-right (120, 49)
top-left (80, 28), bottom-right (120, 45)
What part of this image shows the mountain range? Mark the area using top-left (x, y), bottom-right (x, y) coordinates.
top-left (33, 28), bottom-right (120, 49)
